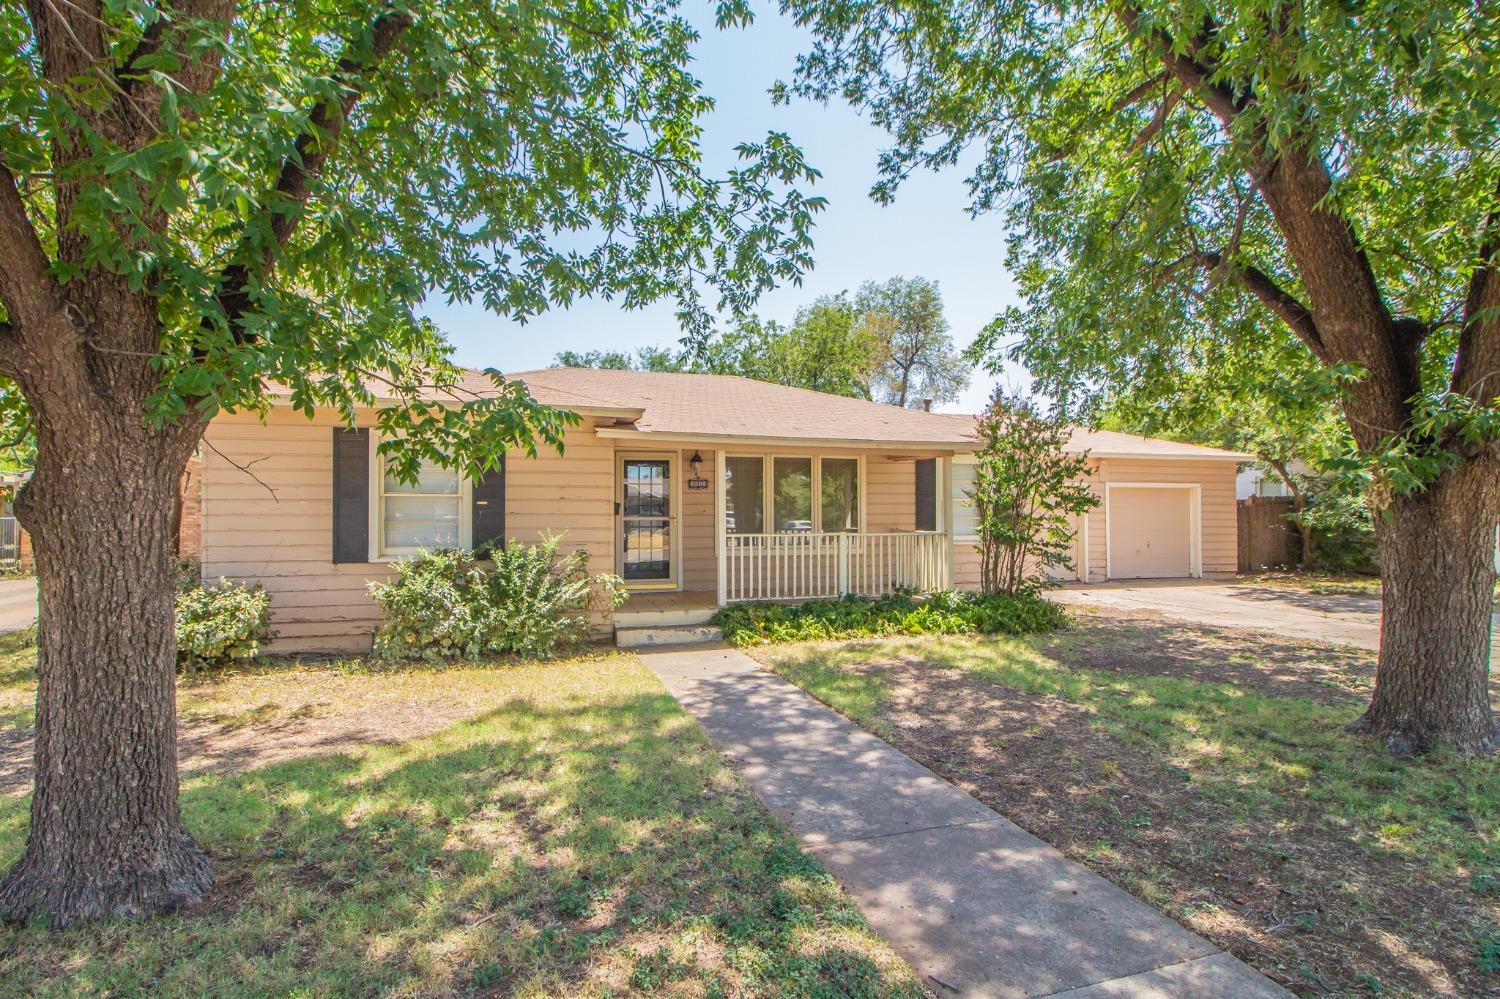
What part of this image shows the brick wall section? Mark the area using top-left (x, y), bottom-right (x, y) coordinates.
top-left (177, 454), bottom-right (202, 562)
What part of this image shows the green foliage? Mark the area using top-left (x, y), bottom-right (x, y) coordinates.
top-left (854, 276), bottom-right (966, 408)
top-left (554, 348), bottom-right (688, 372)
top-left (174, 580), bottom-right (273, 673)
top-left (2, 1), bottom-right (824, 473)
top-left (970, 390), bottom-right (1098, 594)
top-left (783, 0), bottom-right (1500, 490)
top-left (369, 536), bottom-right (625, 662)
top-left (711, 590), bottom-right (1069, 646)
top-left (1293, 478), bottom-right (1378, 573)
top-left (553, 276), bottom-right (962, 405)
top-left (701, 294), bottom-right (887, 399)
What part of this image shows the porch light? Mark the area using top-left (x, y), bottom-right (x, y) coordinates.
top-left (689, 451), bottom-right (703, 474)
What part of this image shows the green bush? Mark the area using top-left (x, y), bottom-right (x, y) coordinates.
top-left (369, 535), bottom-right (626, 662)
top-left (711, 590), bottom-right (1069, 646)
top-left (175, 578), bottom-right (273, 673)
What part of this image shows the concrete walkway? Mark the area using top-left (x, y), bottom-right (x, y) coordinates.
top-left (643, 647), bottom-right (1290, 999)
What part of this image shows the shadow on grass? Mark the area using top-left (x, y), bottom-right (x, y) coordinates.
top-left (766, 634), bottom-right (1500, 997)
top-left (0, 678), bottom-right (923, 998)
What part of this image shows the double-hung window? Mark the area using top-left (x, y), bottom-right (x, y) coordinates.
top-left (725, 455), bottom-right (862, 535)
top-left (377, 455), bottom-right (467, 556)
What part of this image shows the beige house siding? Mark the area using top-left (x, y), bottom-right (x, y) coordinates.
top-left (678, 448), bottom-right (716, 592)
top-left (949, 456), bottom-right (1237, 590)
top-left (1093, 458), bottom-right (1238, 579)
top-left (203, 410), bottom-right (614, 653)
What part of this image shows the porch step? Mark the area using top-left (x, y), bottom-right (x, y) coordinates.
top-left (613, 604), bottom-right (718, 629)
top-left (615, 623), bottom-right (723, 649)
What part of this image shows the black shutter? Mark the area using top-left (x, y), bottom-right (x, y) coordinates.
top-left (472, 455), bottom-right (506, 556)
top-left (914, 458), bottom-right (937, 532)
top-left (332, 428), bottom-right (370, 563)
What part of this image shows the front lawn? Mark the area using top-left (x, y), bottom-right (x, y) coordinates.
top-left (755, 612), bottom-right (1500, 998)
top-left (0, 637), bottom-right (926, 998)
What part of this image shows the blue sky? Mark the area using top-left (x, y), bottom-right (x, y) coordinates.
top-left (423, 2), bottom-right (1026, 416)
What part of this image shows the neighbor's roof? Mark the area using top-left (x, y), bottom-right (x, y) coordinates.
top-left (503, 368), bottom-right (1251, 459)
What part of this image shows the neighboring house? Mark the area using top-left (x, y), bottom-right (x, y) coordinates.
top-left (1236, 460), bottom-right (1312, 500)
top-left (199, 368), bottom-right (1250, 652)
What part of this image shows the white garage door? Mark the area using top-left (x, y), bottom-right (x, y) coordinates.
top-left (1109, 487), bottom-right (1193, 578)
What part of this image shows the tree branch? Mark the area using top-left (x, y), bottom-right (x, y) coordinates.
top-left (1453, 178), bottom-right (1500, 400)
top-left (118, 1), bottom-right (236, 111)
top-left (213, 9), bottom-right (413, 340)
top-left (1195, 250), bottom-right (1329, 362)
top-left (0, 153), bottom-right (60, 338)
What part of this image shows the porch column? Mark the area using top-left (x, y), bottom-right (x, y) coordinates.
top-left (715, 448), bottom-right (727, 605)
top-left (942, 456), bottom-right (955, 590)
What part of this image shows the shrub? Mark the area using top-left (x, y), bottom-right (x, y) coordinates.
top-left (711, 590), bottom-right (1068, 646)
top-left (175, 579), bottom-right (273, 673)
top-left (369, 534), bottom-right (625, 662)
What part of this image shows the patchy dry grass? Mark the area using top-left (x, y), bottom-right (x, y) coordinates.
top-left (1238, 571), bottom-right (1384, 597)
top-left (755, 614), bottom-right (1500, 998)
top-left (0, 642), bottom-right (926, 998)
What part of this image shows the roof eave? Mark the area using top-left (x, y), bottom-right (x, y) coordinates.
top-left (594, 427), bottom-right (975, 451)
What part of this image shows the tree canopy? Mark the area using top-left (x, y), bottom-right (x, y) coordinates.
top-left (0, 0), bottom-right (824, 477)
top-left (855, 276), bottom-right (966, 408)
top-left (783, 0), bottom-right (1500, 752)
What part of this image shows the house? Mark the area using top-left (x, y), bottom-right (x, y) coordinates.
top-left (198, 368), bottom-right (1251, 652)
top-left (1235, 461), bottom-right (1310, 500)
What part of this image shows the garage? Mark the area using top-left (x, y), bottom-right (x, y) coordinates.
top-left (1107, 485), bottom-right (1197, 578)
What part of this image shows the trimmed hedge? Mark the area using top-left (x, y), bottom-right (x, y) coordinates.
top-left (711, 590), bottom-right (1069, 646)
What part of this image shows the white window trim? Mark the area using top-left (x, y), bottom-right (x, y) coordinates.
top-left (367, 434), bottom-right (472, 562)
top-left (727, 453), bottom-right (867, 535)
top-left (1102, 481), bottom-right (1202, 580)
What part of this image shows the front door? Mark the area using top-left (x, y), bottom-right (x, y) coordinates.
top-left (618, 454), bottom-right (677, 587)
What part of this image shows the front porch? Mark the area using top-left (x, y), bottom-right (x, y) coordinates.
top-left (612, 446), bottom-right (956, 644)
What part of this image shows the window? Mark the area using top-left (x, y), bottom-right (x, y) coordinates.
top-left (951, 458), bottom-right (979, 540)
top-left (379, 455), bottom-right (464, 555)
top-left (728, 455), bottom-right (863, 534)
top-left (724, 456), bottom-right (764, 534)
top-left (914, 458), bottom-right (938, 532)
top-left (820, 458), bottom-right (859, 532)
top-left (773, 457), bottom-right (814, 532)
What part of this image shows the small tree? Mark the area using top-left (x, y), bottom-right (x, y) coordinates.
top-left (969, 390), bottom-right (1098, 594)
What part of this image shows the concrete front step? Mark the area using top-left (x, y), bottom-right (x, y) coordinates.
top-left (613, 605), bottom-right (719, 629)
top-left (615, 623), bottom-right (723, 648)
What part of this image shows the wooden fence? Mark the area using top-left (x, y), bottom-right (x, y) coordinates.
top-left (1238, 496), bottom-right (1299, 571)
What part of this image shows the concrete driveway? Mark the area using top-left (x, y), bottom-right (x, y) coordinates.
top-left (0, 577), bottom-right (36, 633)
top-left (1049, 579), bottom-right (1388, 650)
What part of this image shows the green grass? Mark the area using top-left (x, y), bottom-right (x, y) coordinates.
top-left (765, 633), bottom-right (1499, 880)
top-left (0, 648), bottom-right (926, 998)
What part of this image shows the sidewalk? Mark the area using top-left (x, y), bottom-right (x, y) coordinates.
top-left (641, 646), bottom-right (1290, 999)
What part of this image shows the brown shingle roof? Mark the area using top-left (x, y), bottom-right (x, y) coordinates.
top-left (506, 368), bottom-right (978, 445)
top-left (504, 368), bottom-right (1249, 459)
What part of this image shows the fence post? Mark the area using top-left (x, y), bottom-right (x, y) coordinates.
top-left (837, 533), bottom-right (849, 595)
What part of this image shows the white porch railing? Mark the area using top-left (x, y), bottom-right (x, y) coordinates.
top-left (723, 531), bottom-right (948, 603)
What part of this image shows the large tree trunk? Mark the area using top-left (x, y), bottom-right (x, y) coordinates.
top-left (1351, 472), bottom-right (1499, 755)
top-left (0, 409), bottom-right (210, 925)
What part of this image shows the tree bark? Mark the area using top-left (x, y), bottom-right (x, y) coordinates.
top-left (1351, 469), bottom-right (1500, 755)
top-left (0, 406), bottom-right (210, 925)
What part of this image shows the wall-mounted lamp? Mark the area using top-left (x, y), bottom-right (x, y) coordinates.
top-left (689, 451), bottom-right (703, 475)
